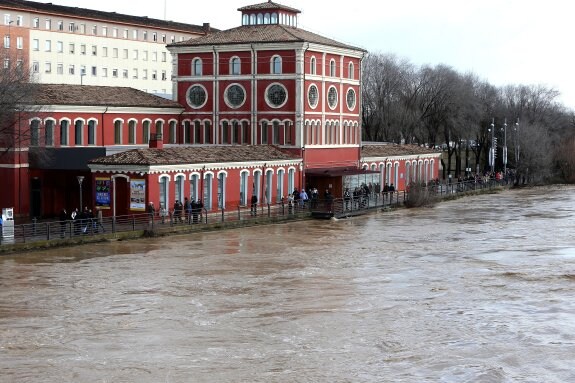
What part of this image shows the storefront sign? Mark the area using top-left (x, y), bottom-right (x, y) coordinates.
top-left (130, 180), bottom-right (146, 210)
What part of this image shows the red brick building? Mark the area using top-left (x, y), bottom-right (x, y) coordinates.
top-left (0, 1), bottom-right (441, 219)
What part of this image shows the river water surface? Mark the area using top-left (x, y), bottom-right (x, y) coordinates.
top-left (1, 186), bottom-right (574, 382)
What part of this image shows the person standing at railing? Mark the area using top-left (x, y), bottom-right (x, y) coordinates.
top-left (184, 197), bottom-right (191, 224)
top-left (389, 184), bottom-right (395, 203)
top-left (59, 208), bottom-right (67, 238)
top-left (287, 193), bottom-right (294, 214)
top-left (250, 194), bottom-right (258, 216)
top-left (299, 188), bottom-right (309, 208)
top-left (196, 199), bottom-right (204, 223)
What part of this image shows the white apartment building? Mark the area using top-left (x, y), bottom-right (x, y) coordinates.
top-left (0, 0), bottom-right (211, 98)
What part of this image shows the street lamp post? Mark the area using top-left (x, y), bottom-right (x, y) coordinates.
top-left (502, 118), bottom-right (508, 175)
top-left (77, 176), bottom-right (85, 210)
top-left (488, 118), bottom-right (495, 174)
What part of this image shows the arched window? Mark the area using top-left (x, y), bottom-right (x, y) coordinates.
top-left (169, 120), bottom-right (177, 144)
top-left (190, 174), bottom-right (200, 202)
top-left (348, 62), bottom-right (354, 79)
top-left (204, 121), bottom-right (211, 144)
top-left (240, 171), bottom-right (249, 206)
top-left (330, 59), bottom-right (336, 77)
top-left (114, 120), bottom-right (122, 144)
top-left (45, 120), bottom-right (54, 146)
top-left (221, 121), bottom-right (229, 144)
top-left (159, 176), bottom-right (169, 213)
top-left (272, 121), bottom-right (280, 145)
top-left (230, 57), bottom-right (240, 75)
top-left (192, 58), bottom-right (202, 76)
top-left (128, 120), bottom-right (136, 144)
top-left (264, 13), bottom-right (270, 24)
top-left (310, 56), bottom-right (316, 75)
top-left (155, 120), bottom-right (164, 141)
top-left (203, 173), bottom-right (213, 210)
top-left (250, 14), bottom-right (256, 25)
top-left (217, 172), bottom-right (226, 209)
top-left (175, 174), bottom-right (185, 204)
top-left (430, 160), bottom-right (435, 180)
top-left (276, 169), bottom-right (285, 202)
top-left (271, 56), bottom-right (282, 74)
top-left (88, 120), bottom-right (96, 145)
top-left (265, 169), bottom-right (273, 204)
top-left (253, 170), bottom-right (262, 203)
top-left (257, 13), bottom-right (263, 24)
top-left (271, 13), bottom-right (278, 24)
top-left (261, 121), bottom-right (268, 144)
top-left (288, 168), bottom-right (295, 195)
top-left (142, 120), bottom-right (150, 144)
top-left (242, 121), bottom-right (249, 144)
top-left (60, 120), bottom-right (69, 146)
top-left (183, 121), bottom-right (191, 144)
top-left (242, 14), bottom-right (249, 25)
top-left (30, 119), bottom-right (40, 147)
top-left (74, 120), bottom-right (84, 145)
top-left (193, 121), bottom-right (201, 144)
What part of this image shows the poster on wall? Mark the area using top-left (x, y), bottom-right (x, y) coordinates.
top-left (130, 180), bottom-right (146, 210)
top-left (95, 178), bottom-right (111, 209)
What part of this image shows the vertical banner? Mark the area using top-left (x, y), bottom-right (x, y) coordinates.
top-left (95, 178), bottom-right (111, 209)
top-left (130, 179), bottom-right (146, 210)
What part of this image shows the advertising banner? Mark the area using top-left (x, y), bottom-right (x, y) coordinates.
top-left (95, 178), bottom-right (111, 209)
top-left (130, 180), bottom-right (146, 210)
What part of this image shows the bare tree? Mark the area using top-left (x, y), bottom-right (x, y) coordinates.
top-left (0, 49), bottom-right (41, 158)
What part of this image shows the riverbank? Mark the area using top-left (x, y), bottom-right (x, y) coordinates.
top-left (0, 183), bottom-right (511, 255)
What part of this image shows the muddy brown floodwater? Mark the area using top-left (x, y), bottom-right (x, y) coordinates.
top-left (1, 186), bottom-right (575, 382)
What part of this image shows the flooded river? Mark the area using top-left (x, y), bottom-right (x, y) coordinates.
top-left (1, 186), bottom-right (574, 382)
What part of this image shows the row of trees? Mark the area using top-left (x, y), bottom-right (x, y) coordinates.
top-left (361, 53), bottom-right (575, 183)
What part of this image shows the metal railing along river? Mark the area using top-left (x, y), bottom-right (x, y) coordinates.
top-left (0, 178), bottom-right (509, 246)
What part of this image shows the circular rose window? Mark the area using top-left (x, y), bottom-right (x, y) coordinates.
top-left (265, 83), bottom-right (288, 108)
top-left (346, 88), bottom-right (356, 110)
top-left (308, 84), bottom-right (318, 109)
top-left (327, 86), bottom-right (338, 110)
top-left (225, 84), bottom-right (246, 108)
top-left (187, 85), bottom-right (207, 108)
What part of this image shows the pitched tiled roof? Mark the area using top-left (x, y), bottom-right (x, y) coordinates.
top-left (31, 84), bottom-right (183, 108)
top-left (89, 145), bottom-right (300, 166)
top-left (238, 1), bottom-right (301, 14)
top-left (361, 143), bottom-right (441, 158)
top-left (169, 24), bottom-right (365, 52)
top-left (0, 0), bottom-right (210, 34)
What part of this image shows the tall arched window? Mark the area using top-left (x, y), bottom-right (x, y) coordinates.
top-left (272, 56), bottom-right (282, 74)
top-left (261, 121), bottom-right (268, 144)
top-left (232, 121), bottom-right (240, 144)
top-left (348, 62), bottom-right (354, 79)
top-left (257, 13), bottom-right (263, 24)
top-left (74, 120), bottom-right (84, 145)
top-left (265, 169), bottom-right (273, 204)
top-left (430, 160), bottom-right (435, 180)
top-left (217, 172), bottom-right (226, 209)
top-left (183, 121), bottom-right (191, 144)
top-left (128, 120), bottom-right (136, 144)
top-left (230, 57), bottom-right (240, 75)
top-left (240, 171), bottom-right (249, 206)
top-left (204, 121), bottom-right (211, 144)
top-left (221, 121), bottom-right (229, 144)
top-left (190, 174), bottom-right (199, 201)
top-left (250, 14), bottom-right (256, 25)
top-left (272, 121), bottom-right (280, 145)
top-left (203, 173), bottom-right (213, 210)
top-left (264, 13), bottom-right (270, 24)
top-left (159, 176), bottom-right (169, 213)
top-left (241, 121), bottom-right (249, 144)
top-left (276, 169), bottom-right (284, 202)
top-left (405, 162), bottom-right (411, 184)
top-left (310, 56), bottom-right (316, 75)
top-left (330, 59), bottom-right (336, 77)
top-left (242, 14), bottom-right (249, 25)
top-left (60, 120), bottom-right (69, 146)
top-left (155, 120), bottom-right (164, 140)
top-left (30, 119), bottom-right (40, 147)
top-left (45, 120), bottom-right (54, 146)
top-left (142, 120), bottom-right (150, 144)
top-left (175, 174), bottom-right (184, 203)
top-left (288, 168), bottom-right (295, 195)
top-left (114, 120), bottom-right (122, 144)
top-left (271, 12), bottom-right (278, 23)
top-left (88, 120), bottom-right (96, 145)
top-left (253, 170), bottom-right (262, 203)
top-left (192, 58), bottom-right (202, 76)
top-left (169, 121), bottom-right (177, 144)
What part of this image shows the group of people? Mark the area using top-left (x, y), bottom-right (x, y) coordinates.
top-left (174, 197), bottom-right (204, 224)
top-left (58, 206), bottom-right (105, 238)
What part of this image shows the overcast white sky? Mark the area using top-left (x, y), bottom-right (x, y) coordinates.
top-left (53, 0), bottom-right (574, 109)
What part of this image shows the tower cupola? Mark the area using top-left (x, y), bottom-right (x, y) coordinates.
top-left (239, 1), bottom-right (301, 28)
